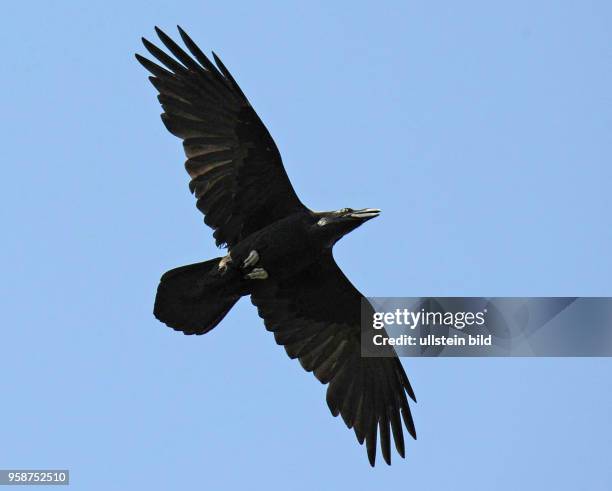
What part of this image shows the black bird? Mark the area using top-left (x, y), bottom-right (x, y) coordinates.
top-left (136, 26), bottom-right (416, 466)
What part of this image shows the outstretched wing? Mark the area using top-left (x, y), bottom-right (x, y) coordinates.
top-left (136, 27), bottom-right (307, 248)
top-left (250, 252), bottom-right (417, 466)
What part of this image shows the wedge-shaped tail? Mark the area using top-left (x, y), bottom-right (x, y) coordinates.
top-left (154, 258), bottom-right (240, 335)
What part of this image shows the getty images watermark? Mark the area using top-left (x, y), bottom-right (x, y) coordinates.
top-left (360, 297), bottom-right (612, 357)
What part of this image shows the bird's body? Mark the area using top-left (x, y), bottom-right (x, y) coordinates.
top-left (137, 26), bottom-right (417, 466)
top-left (230, 211), bottom-right (320, 280)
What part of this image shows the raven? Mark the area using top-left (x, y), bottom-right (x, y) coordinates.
top-left (136, 26), bottom-right (416, 466)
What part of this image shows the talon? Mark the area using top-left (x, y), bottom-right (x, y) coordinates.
top-left (242, 250), bottom-right (260, 269)
top-left (218, 253), bottom-right (233, 274)
top-left (244, 267), bottom-right (268, 280)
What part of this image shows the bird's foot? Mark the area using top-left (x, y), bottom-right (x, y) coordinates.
top-left (242, 250), bottom-right (260, 269)
top-left (244, 267), bottom-right (268, 280)
top-left (218, 253), bottom-right (233, 274)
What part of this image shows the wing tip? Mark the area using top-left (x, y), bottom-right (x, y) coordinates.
top-left (176, 24), bottom-right (188, 37)
top-left (367, 451), bottom-right (376, 467)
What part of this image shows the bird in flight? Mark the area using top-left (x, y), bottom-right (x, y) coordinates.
top-left (136, 26), bottom-right (416, 466)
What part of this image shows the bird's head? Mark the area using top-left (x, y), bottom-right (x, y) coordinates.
top-left (312, 208), bottom-right (381, 246)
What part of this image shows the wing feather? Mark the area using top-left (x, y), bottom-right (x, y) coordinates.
top-left (250, 252), bottom-right (417, 466)
top-left (136, 26), bottom-right (307, 247)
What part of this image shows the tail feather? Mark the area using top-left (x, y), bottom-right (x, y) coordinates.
top-left (154, 258), bottom-right (241, 335)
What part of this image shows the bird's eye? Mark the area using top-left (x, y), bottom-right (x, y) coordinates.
top-left (317, 217), bottom-right (329, 226)
top-left (339, 208), bottom-right (353, 214)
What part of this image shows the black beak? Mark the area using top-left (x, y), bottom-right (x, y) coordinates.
top-left (348, 208), bottom-right (381, 221)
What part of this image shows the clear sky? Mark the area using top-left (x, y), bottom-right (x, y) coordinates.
top-left (2, 1), bottom-right (612, 489)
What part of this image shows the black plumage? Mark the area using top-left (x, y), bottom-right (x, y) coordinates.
top-left (136, 26), bottom-right (416, 466)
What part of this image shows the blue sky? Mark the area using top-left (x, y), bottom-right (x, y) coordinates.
top-left (2, 1), bottom-right (611, 489)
